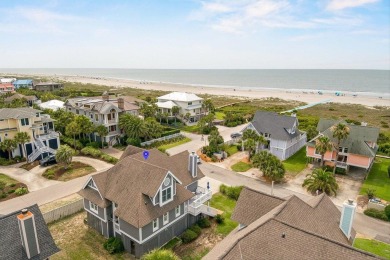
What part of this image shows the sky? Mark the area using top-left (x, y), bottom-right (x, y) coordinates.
top-left (0, 0), bottom-right (389, 69)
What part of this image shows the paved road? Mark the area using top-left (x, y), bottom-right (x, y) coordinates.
top-left (0, 157), bottom-right (113, 215)
top-left (199, 163), bottom-right (390, 241)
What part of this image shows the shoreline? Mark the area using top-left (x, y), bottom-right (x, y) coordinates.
top-left (2, 72), bottom-right (390, 108)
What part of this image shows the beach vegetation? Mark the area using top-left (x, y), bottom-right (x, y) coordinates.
top-left (302, 168), bottom-right (338, 196)
top-left (142, 249), bottom-right (180, 260)
top-left (251, 151), bottom-right (285, 182)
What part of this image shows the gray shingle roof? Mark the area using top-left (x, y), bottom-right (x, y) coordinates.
top-left (78, 149), bottom-right (204, 228)
top-left (0, 204), bottom-right (60, 260)
top-left (250, 111), bottom-right (301, 141)
top-left (313, 119), bottom-right (379, 157)
top-left (205, 187), bottom-right (374, 259)
top-left (65, 96), bottom-right (139, 114)
top-left (0, 108), bottom-right (42, 120)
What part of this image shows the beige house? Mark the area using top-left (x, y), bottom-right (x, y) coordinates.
top-left (0, 108), bottom-right (59, 161)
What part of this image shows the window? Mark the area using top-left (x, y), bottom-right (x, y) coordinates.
top-left (95, 114), bottom-right (98, 122)
top-left (175, 205), bottom-right (180, 217)
top-left (36, 113), bottom-right (40, 117)
top-left (163, 213), bottom-right (169, 225)
top-left (188, 102), bottom-right (192, 105)
top-left (162, 187), bottom-right (172, 203)
top-left (90, 114), bottom-right (93, 119)
top-left (153, 218), bottom-right (159, 231)
top-left (314, 149), bottom-right (320, 155)
top-left (76, 109), bottom-right (79, 114)
top-left (88, 180), bottom-right (97, 189)
top-left (21, 118), bottom-right (29, 126)
top-left (264, 133), bottom-right (269, 138)
top-left (344, 148), bottom-right (348, 153)
top-left (90, 201), bottom-right (98, 214)
top-left (109, 125), bottom-right (116, 132)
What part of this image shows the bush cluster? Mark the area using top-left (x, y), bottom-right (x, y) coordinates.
top-left (161, 128), bottom-right (180, 137)
top-left (215, 214), bottom-right (225, 224)
top-left (43, 169), bottom-right (56, 179)
top-left (224, 113), bottom-right (246, 127)
top-left (103, 237), bottom-right (124, 254)
top-left (364, 208), bottom-right (389, 221)
top-left (189, 225), bottom-right (202, 236)
top-left (181, 229), bottom-right (198, 244)
top-left (219, 184), bottom-right (243, 201)
top-left (60, 136), bottom-right (84, 150)
top-left (143, 135), bottom-right (185, 149)
top-left (385, 205), bottom-right (390, 219)
top-left (0, 158), bottom-right (17, 166)
top-left (80, 147), bottom-right (118, 164)
top-left (15, 187), bottom-right (28, 196)
top-left (197, 218), bottom-right (211, 228)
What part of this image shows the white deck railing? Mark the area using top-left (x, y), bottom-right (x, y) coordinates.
top-left (188, 187), bottom-right (212, 216)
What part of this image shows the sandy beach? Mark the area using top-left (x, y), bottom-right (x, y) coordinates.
top-left (4, 73), bottom-right (390, 107)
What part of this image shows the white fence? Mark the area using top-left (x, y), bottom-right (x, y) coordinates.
top-left (140, 133), bottom-right (182, 147)
top-left (42, 198), bottom-right (84, 224)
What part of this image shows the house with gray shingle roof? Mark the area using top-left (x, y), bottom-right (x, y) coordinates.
top-left (307, 119), bottom-right (379, 171)
top-left (241, 111), bottom-right (307, 160)
top-left (64, 92), bottom-right (140, 146)
top-left (0, 204), bottom-right (60, 260)
top-left (204, 187), bottom-right (379, 260)
top-left (78, 146), bottom-right (217, 258)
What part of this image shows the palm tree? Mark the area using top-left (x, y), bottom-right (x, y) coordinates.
top-left (55, 145), bottom-right (75, 170)
top-left (143, 118), bottom-right (163, 140)
top-left (244, 138), bottom-right (256, 158)
top-left (66, 121), bottom-right (81, 148)
top-left (331, 123), bottom-right (350, 174)
top-left (302, 168), bottom-right (339, 196)
top-left (0, 139), bottom-right (17, 160)
top-left (202, 99), bottom-right (215, 115)
top-left (263, 156), bottom-right (285, 182)
top-left (119, 114), bottom-right (146, 140)
top-left (76, 115), bottom-right (94, 141)
top-left (156, 111), bottom-right (163, 123)
top-left (163, 112), bottom-right (169, 124)
top-left (184, 112), bottom-right (191, 122)
top-left (14, 132), bottom-right (31, 160)
top-left (315, 135), bottom-right (333, 166)
top-left (172, 106), bottom-right (180, 124)
top-left (208, 129), bottom-right (224, 153)
top-left (95, 125), bottom-right (108, 148)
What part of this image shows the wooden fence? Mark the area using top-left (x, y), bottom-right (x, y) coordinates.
top-left (140, 133), bottom-right (183, 147)
top-left (42, 198), bottom-right (84, 224)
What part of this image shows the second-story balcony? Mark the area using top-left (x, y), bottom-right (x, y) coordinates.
top-left (188, 186), bottom-right (218, 216)
top-left (35, 130), bottom-right (59, 140)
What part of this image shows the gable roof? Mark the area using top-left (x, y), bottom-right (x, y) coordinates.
top-left (4, 93), bottom-right (37, 102)
top-left (79, 148), bottom-right (204, 228)
top-left (0, 204), bottom-right (60, 260)
top-left (312, 119), bottom-right (379, 157)
top-left (156, 100), bottom-right (177, 109)
top-left (158, 92), bottom-right (203, 102)
top-left (65, 96), bottom-right (139, 114)
top-left (0, 107), bottom-right (41, 120)
top-left (120, 145), bottom-right (144, 160)
top-left (250, 111), bottom-right (301, 141)
top-left (205, 187), bottom-right (376, 259)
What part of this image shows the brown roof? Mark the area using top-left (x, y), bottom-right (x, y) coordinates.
top-left (78, 187), bottom-right (109, 208)
top-left (119, 145), bottom-right (144, 160)
top-left (205, 187), bottom-right (372, 259)
top-left (4, 93), bottom-right (37, 102)
top-left (79, 149), bottom-right (202, 228)
top-left (231, 187), bottom-right (285, 226)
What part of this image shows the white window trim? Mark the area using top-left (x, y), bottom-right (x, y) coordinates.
top-left (161, 186), bottom-right (173, 206)
top-left (89, 201), bottom-right (98, 214)
top-left (163, 213), bottom-right (169, 225)
top-left (152, 218), bottom-right (159, 232)
top-left (175, 205), bottom-right (180, 217)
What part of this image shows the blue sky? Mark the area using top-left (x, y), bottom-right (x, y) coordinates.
top-left (0, 0), bottom-right (388, 69)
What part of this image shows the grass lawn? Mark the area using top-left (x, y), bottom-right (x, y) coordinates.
top-left (359, 158), bottom-right (390, 201)
top-left (0, 173), bottom-right (19, 185)
top-left (215, 112), bottom-right (226, 120)
top-left (283, 147), bottom-right (307, 176)
top-left (225, 145), bottom-right (239, 157)
top-left (181, 248), bottom-right (210, 260)
top-left (231, 161), bottom-right (252, 172)
top-left (49, 211), bottom-right (131, 260)
top-left (209, 193), bottom-right (238, 236)
top-left (353, 238), bottom-right (390, 259)
top-left (158, 137), bottom-right (191, 152)
top-left (42, 162), bottom-right (96, 181)
top-left (180, 125), bottom-right (200, 133)
top-left (0, 173), bottom-right (29, 202)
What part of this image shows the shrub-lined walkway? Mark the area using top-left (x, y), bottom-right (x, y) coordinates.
top-left (42, 162), bottom-right (96, 181)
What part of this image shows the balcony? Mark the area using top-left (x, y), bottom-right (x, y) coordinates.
top-left (36, 131), bottom-right (59, 140)
top-left (336, 161), bottom-right (348, 168)
top-left (188, 186), bottom-right (214, 216)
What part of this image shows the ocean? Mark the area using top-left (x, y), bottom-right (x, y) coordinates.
top-left (1, 68), bottom-right (389, 97)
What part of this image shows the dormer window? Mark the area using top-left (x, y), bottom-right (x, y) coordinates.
top-left (162, 187), bottom-right (172, 203)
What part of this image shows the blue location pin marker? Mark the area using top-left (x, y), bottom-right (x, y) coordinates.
top-left (143, 151), bottom-right (149, 160)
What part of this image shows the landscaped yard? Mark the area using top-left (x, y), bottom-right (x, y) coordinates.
top-left (180, 124), bottom-right (200, 133)
top-left (359, 158), bottom-right (390, 201)
top-left (225, 145), bottom-right (239, 157)
top-left (42, 162), bottom-right (96, 181)
top-left (158, 137), bottom-right (191, 152)
top-left (20, 161), bottom-right (39, 171)
top-left (209, 193), bottom-right (238, 236)
top-left (282, 147), bottom-right (307, 176)
top-left (231, 161), bottom-right (252, 172)
top-left (215, 112), bottom-right (226, 120)
top-left (0, 173), bottom-right (29, 202)
top-left (353, 238), bottom-right (390, 259)
top-left (48, 211), bottom-right (132, 260)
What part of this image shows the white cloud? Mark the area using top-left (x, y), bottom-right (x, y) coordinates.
top-left (327, 0), bottom-right (379, 11)
top-left (202, 2), bottom-right (232, 13)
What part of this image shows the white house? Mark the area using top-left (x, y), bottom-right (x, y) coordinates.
top-left (156, 92), bottom-right (204, 123)
top-left (241, 111), bottom-right (307, 160)
top-left (39, 100), bottom-right (64, 111)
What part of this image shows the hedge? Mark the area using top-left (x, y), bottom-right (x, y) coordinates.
top-left (189, 225), bottom-right (202, 236)
top-left (181, 229), bottom-right (198, 243)
top-left (161, 128), bottom-right (180, 137)
top-left (197, 218), bottom-right (211, 228)
top-left (103, 237), bottom-right (124, 254)
top-left (80, 147), bottom-right (118, 164)
top-left (364, 208), bottom-right (389, 221)
top-left (219, 184), bottom-right (243, 201)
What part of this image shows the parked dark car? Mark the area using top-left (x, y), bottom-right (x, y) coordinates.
top-left (230, 132), bottom-right (242, 139)
top-left (40, 155), bottom-right (57, 167)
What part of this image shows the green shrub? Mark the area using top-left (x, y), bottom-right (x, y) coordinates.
top-left (226, 186), bottom-right (243, 201)
top-left (0, 181), bottom-right (5, 191)
top-left (219, 184), bottom-right (228, 195)
top-left (142, 249), bottom-right (180, 260)
top-left (86, 141), bottom-right (100, 149)
top-left (181, 229), bottom-right (198, 243)
top-left (385, 205), bottom-right (390, 220)
top-left (0, 193), bottom-right (7, 199)
top-left (189, 225), bottom-right (202, 236)
top-left (103, 237), bottom-right (124, 254)
top-left (215, 214), bottom-right (225, 224)
top-left (388, 165), bottom-right (390, 178)
top-left (15, 187), bottom-right (28, 196)
top-left (126, 137), bottom-right (141, 147)
top-left (197, 218), bottom-right (211, 228)
top-left (335, 167), bottom-right (346, 175)
top-left (10, 183), bottom-right (16, 187)
top-left (7, 189), bottom-right (15, 194)
top-left (100, 154), bottom-right (118, 164)
top-left (0, 158), bottom-right (16, 166)
top-left (364, 208), bottom-right (389, 221)
top-left (366, 189), bottom-right (376, 199)
top-left (81, 147), bottom-right (103, 157)
top-left (60, 136), bottom-right (84, 150)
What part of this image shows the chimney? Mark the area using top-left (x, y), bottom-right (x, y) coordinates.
top-left (118, 98), bottom-right (125, 110)
top-left (17, 209), bottom-right (40, 259)
top-left (188, 152), bottom-right (197, 178)
top-left (102, 91), bottom-right (109, 101)
top-left (339, 199), bottom-right (357, 240)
